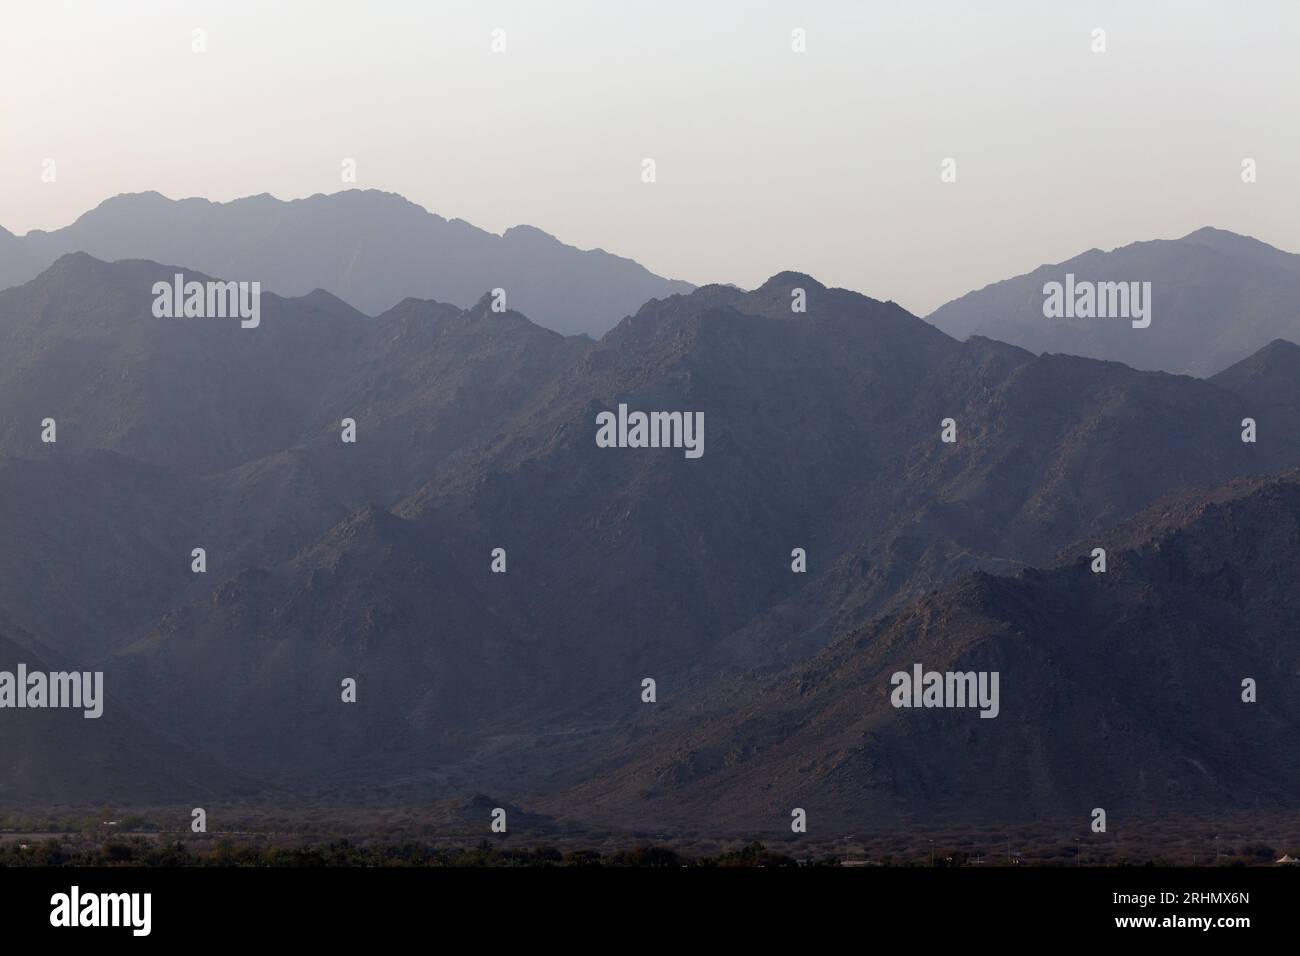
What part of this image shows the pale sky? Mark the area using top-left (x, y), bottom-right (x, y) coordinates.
top-left (2, 0), bottom-right (1296, 315)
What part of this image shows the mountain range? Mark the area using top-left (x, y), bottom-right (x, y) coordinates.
top-left (9, 195), bottom-right (1300, 377)
top-left (1, 190), bottom-right (694, 337)
top-left (2, 197), bottom-right (1300, 842)
top-left (1, 222), bottom-right (1298, 835)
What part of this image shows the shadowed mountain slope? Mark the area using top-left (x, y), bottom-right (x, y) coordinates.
top-left (0, 629), bottom-right (253, 806)
top-left (544, 473), bottom-right (1300, 832)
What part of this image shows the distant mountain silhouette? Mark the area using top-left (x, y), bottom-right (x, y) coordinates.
top-left (5, 191), bottom-right (694, 336)
top-left (2, 254), bottom-right (1298, 825)
top-left (928, 228), bottom-right (1300, 376)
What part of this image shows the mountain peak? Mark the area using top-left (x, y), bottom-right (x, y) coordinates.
top-left (296, 287), bottom-right (369, 320)
top-left (1181, 225), bottom-right (1251, 243)
top-left (298, 188), bottom-right (428, 213)
top-left (465, 289), bottom-right (537, 328)
top-left (1215, 336), bottom-right (1300, 373)
top-left (49, 249), bottom-right (102, 267)
top-left (27, 252), bottom-right (219, 292)
top-left (756, 270), bottom-right (825, 293)
top-left (502, 223), bottom-right (559, 244)
top-left (80, 190), bottom-right (175, 216)
top-left (1210, 337), bottom-right (1300, 407)
top-left (378, 296), bottom-right (464, 319)
top-left (1256, 337), bottom-right (1300, 357)
top-left (928, 227), bottom-right (1300, 375)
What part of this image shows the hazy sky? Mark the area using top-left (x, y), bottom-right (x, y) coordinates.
top-left (2, 0), bottom-right (1297, 315)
